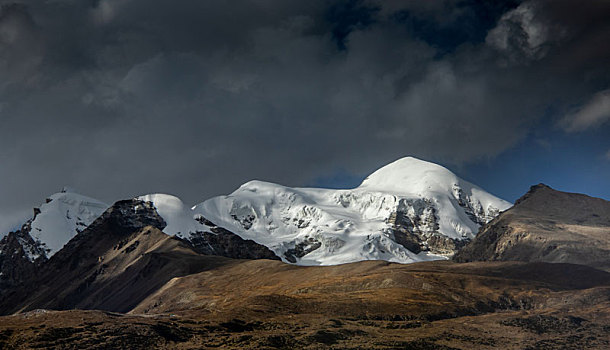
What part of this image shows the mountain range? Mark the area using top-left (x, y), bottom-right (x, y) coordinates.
top-left (0, 157), bottom-right (510, 275)
top-left (0, 157), bottom-right (608, 349)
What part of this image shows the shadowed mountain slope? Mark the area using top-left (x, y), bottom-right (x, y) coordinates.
top-left (0, 199), bottom-right (275, 315)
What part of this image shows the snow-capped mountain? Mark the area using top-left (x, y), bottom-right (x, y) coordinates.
top-left (196, 157), bottom-right (512, 265)
top-left (136, 194), bottom-right (278, 260)
top-left (1, 189), bottom-right (109, 260)
top-left (26, 189), bottom-right (110, 258)
top-left (1, 157), bottom-right (511, 274)
top-left (0, 189), bottom-right (109, 290)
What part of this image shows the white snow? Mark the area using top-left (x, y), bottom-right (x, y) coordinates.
top-left (28, 192), bottom-right (109, 257)
top-left (137, 194), bottom-right (212, 238)
top-left (16, 157), bottom-right (508, 266)
top-left (193, 157), bottom-right (512, 266)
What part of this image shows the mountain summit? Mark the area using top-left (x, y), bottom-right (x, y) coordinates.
top-left (362, 157), bottom-right (478, 193)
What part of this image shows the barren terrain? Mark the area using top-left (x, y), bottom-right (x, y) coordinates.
top-left (1, 259), bottom-right (608, 349)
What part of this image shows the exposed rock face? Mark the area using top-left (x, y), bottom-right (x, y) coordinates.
top-left (454, 184), bottom-right (610, 270)
top-left (426, 234), bottom-right (469, 255)
top-left (452, 184), bottom-right (499, 225)
top-left (385, 199), bottom-right (466, 255)
top-left (283, 238), bottom-right (323, 263)
top-left (88, 199), bottom-right (167, 235)
top-left (0, 210), bottom-right (48, 292)
top-left (0, 199), bottom-right (278, 315)
top-left (0, 229), bottom-right (46, 292)
top-left (190, 217), bottom-right (279, 260)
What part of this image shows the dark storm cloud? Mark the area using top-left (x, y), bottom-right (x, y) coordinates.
top-left (0, 0), bottom-right (609, 231)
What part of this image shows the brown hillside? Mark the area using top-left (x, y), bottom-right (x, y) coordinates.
top-left (455, 184), bottom-right (610, 270)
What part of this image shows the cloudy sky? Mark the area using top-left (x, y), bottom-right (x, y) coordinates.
top-left (1, 0), bottom-right (609, 232)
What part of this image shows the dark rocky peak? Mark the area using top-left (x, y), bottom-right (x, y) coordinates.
top-left (509, 183), bottom-right (610, 225)
top-left (0, 230), bottom-right (47, 292)
top-left (454, 184), bottom-right (610, 269)
top-left (513, 183), bottom-right (553, 206)
top-left (0, 209), bottom-right (49, 292)
top-left (77, 199), bottom-right (166, 239)
top-left (530, 183), bottom-right (552, 191)
top-left (43, 199), bottom-right (167, 272)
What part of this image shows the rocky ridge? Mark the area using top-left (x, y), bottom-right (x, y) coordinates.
top-left (0, 198), bottom-right (277, 315)
top-left (454, 184), bottom-right (610, 270)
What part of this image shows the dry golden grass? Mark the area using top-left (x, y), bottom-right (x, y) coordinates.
top-left (2, 252), bottom-right (609, 349)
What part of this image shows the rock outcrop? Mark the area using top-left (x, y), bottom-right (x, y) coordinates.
top-left (0, 227), bottom-right (47, 292)
top-left (190, 217), bottom-right (279, 260)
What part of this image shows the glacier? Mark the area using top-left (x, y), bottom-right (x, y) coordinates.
top-left (195, 157), bottom-right (511, 265)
